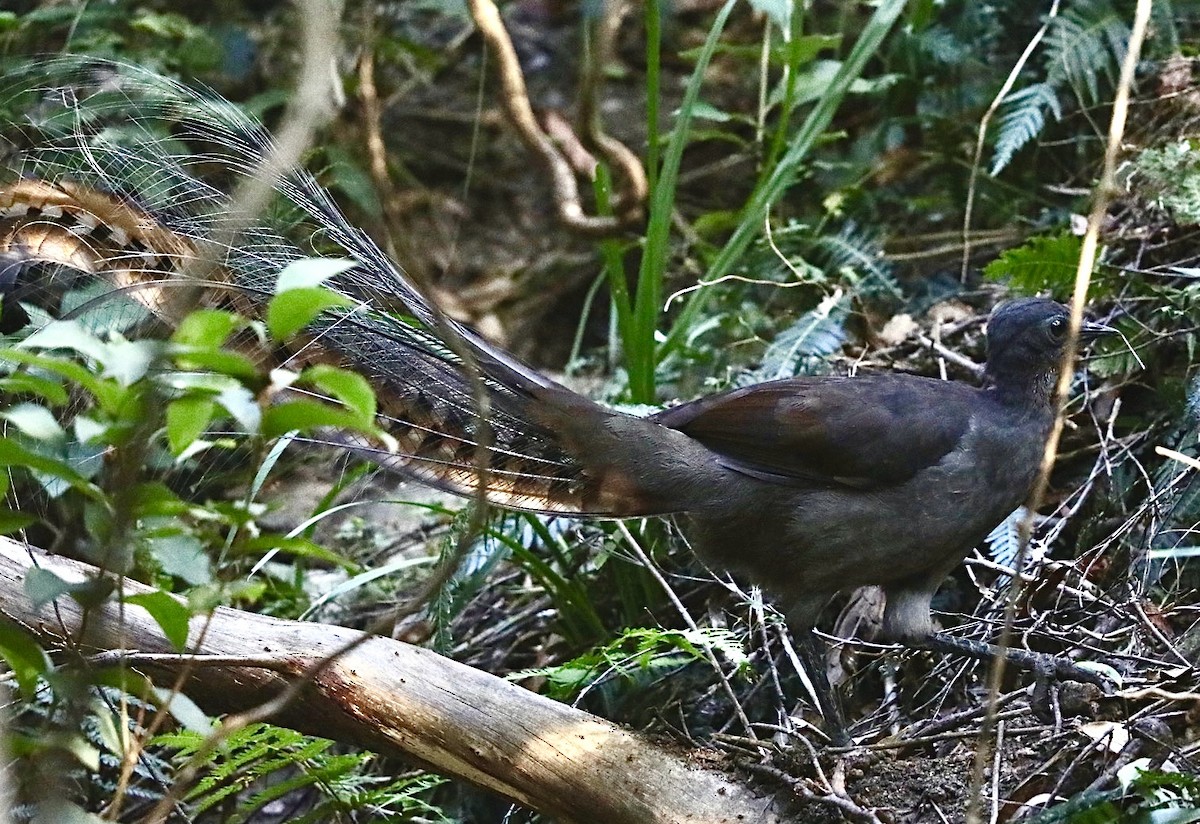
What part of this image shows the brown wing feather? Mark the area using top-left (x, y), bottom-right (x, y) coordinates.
top-left (653, 375), bottom-right (977, 489)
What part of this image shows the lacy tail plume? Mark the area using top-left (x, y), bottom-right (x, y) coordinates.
top-left (0, 60), bottom-right (670, 517)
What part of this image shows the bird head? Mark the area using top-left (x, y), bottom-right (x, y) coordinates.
top-left (983, 297), bottom-right (1115, 401)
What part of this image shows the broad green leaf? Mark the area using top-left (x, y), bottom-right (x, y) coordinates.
top-left (215, 385), bottom-right (261, 432)
top-left (151, 686), bottom-right (213, 734)
top-left (125, 592), bottom-right (191, 651)
top-left (145, 533), bottom-right (212, 586)
top-left (0, 348), bottom-right (122, 412)
top-left (54, 740), bottom-right (102, 773)
top-left (266, 287), bottom-right (354, 341)
top-left (90, 704), bottom-right (126, 755)
top-left (0, 621), bottom-right (50, 697)
top-left (172, 309), bottom-right (242, 348)
top-left (241, 534), bottom-right (352, 568)
top-left (261, 398), bottom-right (375, 438)
top-left (19, 322), bottom-right (158, 385)
top-left (24, 567), bottom-right (77, 609)
top-left (20, 319), bottom-right (108, 360)
top-left (132, 482), bottom-right (190, 517)
top-left (166, 396), bottom-right (216, 456)
top-left (0, 509), bottom-right (35, 534)
top-left (168, 345), bottom-right (260, 380)
top-left (301, 364), bottom-right (375, 423)
top-left (99, 339), bottom-right (158, 385)
top-left (0, 439), bottom-right (104, 501)
top-left (73, 416), bottom-right (107, 444)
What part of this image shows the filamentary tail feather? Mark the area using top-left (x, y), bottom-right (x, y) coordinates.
top-left (0, 58), bottom-right (671, 518)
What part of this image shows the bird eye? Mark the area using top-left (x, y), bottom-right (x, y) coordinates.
top-left (1047, 316), bottom-right (1067, 339)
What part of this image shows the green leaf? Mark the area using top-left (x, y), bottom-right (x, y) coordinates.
top-left (983, 233), bottom-right (1085, 298)
top-left (151, 687), bottom-right (213, 734)
top-left (0, 348), bottom-right (123, 413)
top-left (91, 703), bottom-right (126, 755)
top-left (166, 396), bottom-right (216, 456)
top-left (24, 567), bottom-right (77, 609)
top-left (991, 83), bottom-right (1061, 175)
top-left (20, 321), bottom-right (157, 385)
top-left (132, 482), bottom-right (191, 517)
top-left (2, 402), bottom-right (65, 443)
top-left (99, 339), bottom-right (158, 386)
top-left (261, 398), bottom-right (377, 438)
top-left (145, 533), bottom-right (212, 586)
top-left (73, 415), bottom-right (107, 444)
top-left (301, 364), bottom-right (376, 423)
top-left (215, 385), bottom-right (262, 433)
top-left (241, 534), bottom-right (352, 568)
top-left (0, 374), bottom-right (69, 406)
top-left (266, 288), bottom-right (354, 341)
top-left (168, 344), bottom-right (261, 380)
top-left (0, 509), bottom-right (35, 534)
top-left (0, 438), bottom-right (104, 501)
top-left (172, 309), bottom-right (243, 348)
top-left (125, 592), bottom-right (191, 651)
top-left (0, 621), bottom-right (50, 697)
top-left (20, 319), bottom-right (108, 360)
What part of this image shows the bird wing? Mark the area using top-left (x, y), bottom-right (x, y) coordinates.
top-left (651, 375), bottom-right (977, 489)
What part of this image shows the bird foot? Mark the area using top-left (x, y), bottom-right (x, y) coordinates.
top-left (797, 632), bottom-right (852, 747)
top-left (922, 632), bottom-right (1120, 692)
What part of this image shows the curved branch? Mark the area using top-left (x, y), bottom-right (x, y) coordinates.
top-left (467, 0), bottom-right (642, 237)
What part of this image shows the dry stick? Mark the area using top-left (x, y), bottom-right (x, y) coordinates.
top-left (959, 0), bottom-right (1062, 282)
top-left (467, 0), bottom-right (629, 237)
top-left (107, 612), bottom-right (218, 821)
top-left (744, 762), bottom-right (884, 824)
top-left (990, 719), bottom-right (1005, 824)
top-left (963, 3), bottom-right (1155, 822)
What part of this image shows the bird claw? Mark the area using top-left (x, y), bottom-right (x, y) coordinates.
top-left (923, 632), bottom-right (1122, 693)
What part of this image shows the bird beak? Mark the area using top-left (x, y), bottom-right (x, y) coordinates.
top-left (1078, 319), bottom-right (1118, 342)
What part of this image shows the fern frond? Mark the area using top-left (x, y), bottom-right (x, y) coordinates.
top-left (991, 83), bottom-right (1062, 175)
top-left (755, 294), bottom-right (849, 381)
top-left (983, 233), bottom-right (1084, 297)
top-left (805, 223), bottom-right (900, 297)
top-left (1045, 0), bottom-right (1129, 105)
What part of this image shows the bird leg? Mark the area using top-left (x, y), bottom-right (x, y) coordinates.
top-left (797, 630), bottom-right (852, 746)
top-left (920, 631), bottom-right (1117, 690)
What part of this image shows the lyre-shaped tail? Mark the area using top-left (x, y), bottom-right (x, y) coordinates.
top-left (0, 59), bottom-right (678, 518)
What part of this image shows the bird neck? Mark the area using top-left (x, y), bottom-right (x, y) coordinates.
top-left (981, 364), bottom-right (1058, 411)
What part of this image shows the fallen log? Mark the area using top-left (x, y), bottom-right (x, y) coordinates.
top-left (0, 537), bottom-right (779, 824)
